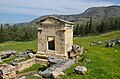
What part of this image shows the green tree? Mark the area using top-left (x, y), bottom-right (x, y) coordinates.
top-left (0, 24), bottom-right (5, 42)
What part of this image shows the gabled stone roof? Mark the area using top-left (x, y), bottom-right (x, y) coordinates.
top-left (36, 16), bottom-right (74, 25)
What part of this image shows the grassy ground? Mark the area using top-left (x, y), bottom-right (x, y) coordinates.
top-left (0, 39), bottom-right (37, 52)
top-left (58, 31), bottom-right (120, 79)
top-left (17, 64), bottom-right (47, 79)
top-left (2, 56), bottom-right (17, 64)
top-left (17, 56), bottom-right (31, 63)
top-left (0, 31), bottom-right (120, 79)
top-left (17, 64), bottom-right (47, 74)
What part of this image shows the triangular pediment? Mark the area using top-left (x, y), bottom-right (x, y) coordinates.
top-left (36, 16), bottom-right (74, 26)
top-left (40, 18), bottom-right (57, 25)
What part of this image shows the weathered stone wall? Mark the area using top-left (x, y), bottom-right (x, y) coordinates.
top-left (35, 58), bottom-right (48, 65)
top-left (0, 64), bottom-right (16, 79)
top-left (64, 26), bottom-right (73, 57)
top-left (37, 18), bottom-right (65, 55)
top-left (37, 16), bottom-right (74, 58)
top-left (16, 59), bottom-right (35, 71)
top-left (0, 58), bottom-right (49, 79)
top-left (16, 58), bottom-right (49, 72)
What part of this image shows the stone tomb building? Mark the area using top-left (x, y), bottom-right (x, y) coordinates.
top-left (36, 16), bottom-right (74, 58)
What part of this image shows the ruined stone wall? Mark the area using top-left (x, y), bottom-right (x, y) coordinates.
top-left (35, 58), bottom-right (48, 65)
top-left (64, 26), bottom-right (73, 57)
top-left (37, 18), bottom-right (65, 56)
top-left (16, 58), bottom-right (49, 72)
top-left (16, 59), bottom-right (35, 71)
top-left (0, 64), bottom-right (16, 79)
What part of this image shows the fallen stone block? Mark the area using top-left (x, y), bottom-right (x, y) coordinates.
top-left (74, 66), bottom-right (87, 75)
top-left (28, 53), bottom-right (34, 58)
top-left (40, 59), bottom-right (74, 78)
top-left (48, 56), bottom-right (63, 65)
top-left (51, 70), bottom-right (64, 79)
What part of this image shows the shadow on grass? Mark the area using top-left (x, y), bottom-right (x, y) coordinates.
top-left (38, 65), bottom-right (48, 71)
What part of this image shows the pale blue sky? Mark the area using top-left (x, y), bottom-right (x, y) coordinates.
top-left (0, 0), bottom-right (120, 23)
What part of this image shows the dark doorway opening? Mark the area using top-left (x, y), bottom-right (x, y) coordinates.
top-left (48, 37), bottom-right (55, 50)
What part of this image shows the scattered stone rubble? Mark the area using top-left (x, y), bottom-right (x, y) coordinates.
top-left (0, 47), bottom-right (84, 79)
top-left (26, 49), bottom-right (36, 54)
top-left (68, 44), bottom-right (84, 59)
top-left (89, 38), bottom-right (120, 47)
top-left (0, 49), bottom-right (36, 79)
top-left (106, 38), bottom-right (120, 47)
top-left (39, 44), bottom-right (84, 78)
top-left (39, 56), bottom-right (75, 78)
top-left (28, 53), bottom-right (34, 58)
top-left (48, 56), bottom-right (63, 65)
top-left (90, 41), bottom-right (102, 46)
top-left (72, 44), bottom-right (84, 55)
top-left (0, 64), bottom-right (16, 79)
top-left (0, 50), bottom-right (17, 59)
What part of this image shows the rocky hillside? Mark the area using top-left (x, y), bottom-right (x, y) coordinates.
top-left (14, 5), bottom-right (120, 26)
top-left (78, 5), bottom-right (120, 20)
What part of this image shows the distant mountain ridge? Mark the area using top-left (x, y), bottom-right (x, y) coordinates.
top-left (14, 5), bottom-right (120, 26)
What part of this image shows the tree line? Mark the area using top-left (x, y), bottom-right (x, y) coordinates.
top-left (0, 24), bottom-right (37, 43)
top-left (74, 17), bottom-right (120, 36)
top-left (0, 17), bottom-right (120, 43)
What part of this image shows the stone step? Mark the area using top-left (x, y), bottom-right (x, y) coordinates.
top-left (35, 54), bottom-right (48, 59)
top-left (35, 58), bottom-right (48, 62)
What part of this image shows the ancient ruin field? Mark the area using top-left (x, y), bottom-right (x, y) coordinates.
top-left (0, 30), bottom-right (120, 79)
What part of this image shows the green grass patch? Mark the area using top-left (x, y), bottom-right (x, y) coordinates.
top-left (2, 56), bottom-right (17, 64)
top-left (18, 64), bottom-right (47, 74)
top-left (0, 62), bottom-right (3, 64)
top-left (2, 56), bottom-right (31, 64)
top-left (18, 56), bottom-right (31, 63)
top-left (0, 39), bottom-right (37, 52)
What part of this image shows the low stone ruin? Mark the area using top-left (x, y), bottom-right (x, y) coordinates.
top-left (105, 38), bottom-right (120, 47)
top-left (0, 48), bottom-right (82, 79)
top-left (0, 49), bottom-right (37, 79)
top-left (0, 49), bottom-right (36, 62)
top-left (0, 64), bottom-right (16, 79)
top-left (0, 50), bottom-right (17, 59)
